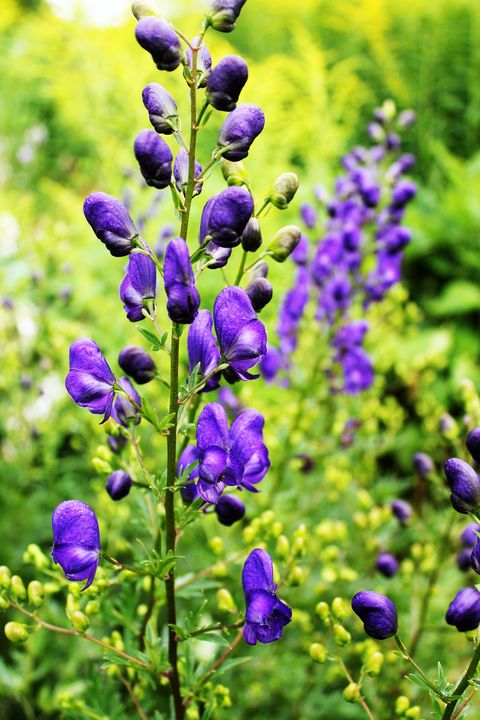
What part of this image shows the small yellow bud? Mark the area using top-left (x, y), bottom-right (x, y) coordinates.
top-left (0, 566), bottom-right (11, 589)
top-left (0, 595), bottom-right (9, 610)
top-left (292, 536), bottom-right (305, 557)
top-left (343, 682), bottom-right (360, 703)
top-left (405, 707), bottom-right (421, 719)
top-left (85, 600), bottom-right (100, 615)
top-left (10, 575), bottom-right (26, 600)
top-left (213, 561), bottom-right (228, 577)
top-left (365, 651), bottom-right (384, 676)
top-left (5, 621), bottom-right (29, 643)
top-left (315, 601), bottom-right (330, 623)
top-left (91, 458), bottom-right (112, 475)
top-left (309, 642), bottom-right (327, 663)
top-left (333, 623), bottom-right (351, 647)
top-left (27, 581), bottom-right (44, 607)
top-left (395, 696), bottom-right (410, 714)
top-left (209, 537), bottom-right (224, 556)
top-left (70, 611), bottom-right (89, 633)
top-left (288, 566), bottom-right (305, 586)
top-left (331, 597), bottom-right (349, 620)
top-left (186, 707), bottom-right (200, 720)
top-left (276, 535), bottom-right (290, 559)
top-left (271, 521), bottom-right (283, 537)
top-left (261, 510), bottom-right (274, 525)
top-left (137, 604), bottom-right (148, 617)
top-left (217, 588), bottom-right (236, 613)
top-left (131, 0), bottom-right (160, 19)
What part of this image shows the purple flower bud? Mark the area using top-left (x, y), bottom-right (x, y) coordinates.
top-left (205, 242), bottom-right (232, 269)
top-left (65, 338), bottom-right (116, 421)
top-left (185, 37), bottom-right (212, 84)
top-left (300, 203), bottom-right (317, 229)
top-left (173, 148), bottom-right (203, 197)
top-left (134, 129), bottom-right (173, 189)
top-left (215, 494), bottom-right (245, 526)
top-left (241, 217), bottom-right (262, 252)
top-left (207, 55), bottom-right (248, 111)
top-left (467, 427), bottom-right (480, 463)
top-left (135, 17), bottom-right (181, 72)
top-left (397, 109), bottom-right (416, 128)
top-left (386, 132), bottom-right (401, 150)
top-left (218, 387), bottom-right (243, 418)
top-left (187, 310), bottom-right (221, 392)
top-left (246, 278), bottom-right (273, 313)
top-left (341, 223), bottom-right (362, 252)
top-left (200, 187), bottom-right (253, 248)
top-left (217, 104), bottom-right (265, 161)
top-left (367, 123), bottom-right (385, 142)
top-left (457, 548), bottom-right (473, 572)
top-left (142, 83), bottom-right (178, 135)
top-left (461, 522), bottom-right (480, 548)
top-left (2, 296), bottom-right (14, 309)
top-left (111, 377), bottom-right (141, 427)
top-left (413, 452), bottom-right (434, 477)
top-left (107, 434), bottom-right (128, 454)
top-left (445, 458), bottom-right (480, 514)
top-left (446, 587), bottom-right (480, 632)
top-left (51, 500), bottom-right (100, 589)
top-left (119, 252), bottom-right (157, 322)
top-left (379, 225), bottom-right (412, 253)
top-left (83, 193), bottom-right (138, 257)
top-left (390, 499), bottom-right (412, 526)
top-left (291, 233), bottom-right (309, 265)
top-left (351, 590), bottom-right (398, 639)
top-left (177, 444), bottom-right (200, 504)
top-left (208, 0), bottom-right (247, 32)
top-left (118, 346), bottom-right (156, 385)
top-left (392, 180), bottom-right (416, 208)
top-left (376, 552), bottom-right (399, 578)
top-left (440, 413), bottom-right (456, 434)
top-left (333, 320), bottom-right (369, 350)
top-left (341, 347), bottom-right (374, 394)
top-left (260, 345), bottom-right (282, 383)
top-left (214, 286), bottom-right (267, 381)
top-left (163, 237), bottom-right (200, 324)
top-left (106, 470), bottom-right (132, 501)
top-left (242, 548), bottom-right (292, 645)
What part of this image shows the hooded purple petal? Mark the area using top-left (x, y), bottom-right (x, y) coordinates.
top-left (83, 193), bottom-right (138, 257)
top-left (188, 310), bottom-right (221, 391)
top-left (199, 187), bottom-right (253, 248)
top-left (120, 251), bottom-right (157, 322)
top-left (217, 104), bottom-right (265, 161)
top-left (51, 500), bottom-right (100, 589)
top-left (65, 338), bottom-right (116, 420)
top-left (206, 55), bottom-right (248, 112)
top-left (111, 377), bottom-right (141, 427)
top-left (163, 237), bottom-right (200, 324)
top-left (135, 17), bottom-right (182, 72)
top-left (142, 83), bottom-right (178, 135)
top-left (134, 129), bottom-right (173, 189)
top-left (174, 148), bottom-right (203, 197)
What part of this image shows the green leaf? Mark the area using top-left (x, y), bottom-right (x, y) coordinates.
top-left (192, 633), bottom-right (232, 647)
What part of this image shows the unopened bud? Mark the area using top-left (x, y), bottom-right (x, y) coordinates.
top-left (333, 623), bottom-right (351, 646)
top-left (92, 458), bottom-right (112, 475)
top-left (288, 566), bottom-right (305, 586)
top-left (70, 611), bottom-right (89, 633)
top-left (276, 534), bottom-right (290, 559)
top-left (217, 588), bottom-right (236, 613)
top-left (268, 225), bottom-right (301, 262)
top-left (221, 160), bottom-right (248, 187)
top-left (365, 651), bottom-right (384, 675)
top-left (0, 566), bottom-right (11, 589)
top-left (241, 218), bottom-right (262, 252)
top-left (343, 683), bottom-right (360, 703)
top-left (395, 696), bottom-right (410, 714)
top-left (292, 536), bottom-right (305, 557)
top-left (315, 601), bottom-right (330, 623)
top-left (331, 597), bottom-right (349, 620)
top-left (27, 581), bottom-right (45, 607)
top-left (309, 642), bottom-right (327, 663)
top-left (405, 707), bottom-right (421, 719)
top-left (5, 621), bottom-right (29, 643)
top-left (131, 0), bottom-right (159, 19)
top-left (11, 575), bottom-right (26, 600)
top-left (0, 596), bottom-right (9, 610)
top-left (246, 278), bottom-right (272, 313)
top-left (85, 600), bottom-right (100, 615)
top-left (209, 536), bottom-right (224, 556)
top-left (23, 544), bottom-right (49, 569)
top-left (268, 172), bottom-right (299, 209)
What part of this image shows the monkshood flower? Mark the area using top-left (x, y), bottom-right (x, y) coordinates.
top-left (241, 217), bottom-right (262, 252)
top-left (83, 193), bottom-right (138, 257)
top-left (177, 444), bottom-right (200, 504)
top-left (351, 590), bottom-right (398, 640)
top-left (446, 587), bottom-right (480, 632)
top-left (215, 495), bottom-right (245, 526)
top-left (142, 83), bottom-right (178, 135)
top-left (242, 548), bottom-right (292, 645)
top-left (65, 338), bottom-right (116, 421)
top-left (260, 345), bottom-right (283, 383)
top-left (106, 470), bottom-right (132, 501)
top-left (208, 0), bottom-right (247, 32)
top-left (340, 347), bottom-right (374, 394)
top-left (107, 434), bottom-right (128, 454)
top-left (196, 403), bottom-right (269, 503)
top-left (291, 233), bottom-right (309, 265)
top-left (174, 148), bottom-right (203, 197)
top-left (118, 345), bottom-right (156, 385)
top-left (457, 548), bottom-right (473, 572)
top-left (277, 268), bottom-right (310, 356)
top-left (185, 36), bottom-right (212, 83)
top-left (199, 187), bottom-right (253, 248)
top-left (187, 310), bottom-right (221, 392)
top-left (391, 179), bottom-right (417, 208)
top-left (135, 17), bottom-right (181, 72)
top-left (214, 286), bottom-right (267, 380)
top-left (390, 499), bottom-right (412, 526)
top-left (376, 552), bottom-right (399, 578)
top-left (470, 538), bottom-right (480, 574)
top-left (206, 55), bottom-right (248, 111)
top-left (413, 451), bottom-right (434, 477)
top-left (444, 458), bottom-right (480, 514)
top-left (332, 320), bottom-right (369, 350)
top-left (111, 377), bottom-right (141, 427)
top-left (246, 278), bottom-right (273, 313)
top-left (461, 523), bottom-right (480, 547)
top-left (218, 386), bottom-right (243, 418)
top-left (217, 104), bottom-right (265, 161)
top-left (134, 129), bottom-right (173, 189)
top-left (301, 203), bottom-right (317, 229)
top-left (467, 427), bottom-right (480, 463)
top-left (120, 252), bottom-right (156, 322)
top-left (51, 500), bottom-right (100, 589)
top-left (163, 237), bottom-right (200, 324)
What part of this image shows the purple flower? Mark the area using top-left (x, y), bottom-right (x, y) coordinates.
top-left (65, 338), bottom-right (116, 421)
top-left (135, 17), bottom-right (181, 71)
top-left (260, 345), bottom-right (283, 383)
top-left (83, 193), bottom-right (138, 257)
top-left (301, 203), bottom-right (317, 229)
top-left (397, 109), bottom-right (416, 128)
top-left (207, 55), bottom-right (248, 111)
top-left (163, 237), bottom-right (200, 324)
top-left (413, 452), bottom-right (434, 477)
top-left (106, 470), bottom-right (132, 501)
top-left (333, 320), bottom-right (369, 350)
top-left (214, 286), bottom-right (267, 380)
top-left (444, 458), bottom-right (480, 514)
top-left (446, 587), bottom-right (480, 632)
top-left (375, 552), bottom-right (398, 578)
top-left (215, 495), bottom-right (245, 526)
top-left (120, 252), bottom-right (157, 322)
top-left (241, 218), bottom-right (262, 252)
top-left (461, 523), bottom-right (480, 548)
top-left (187, 310), bottom-right (221, 392)
top-left (218, 387), bottom-right (243, 418)
top-left (291, 233), bottom-right (309, 265)
top-left (185, 37), bottom-right (212, 81)
top-left (134, 129), bottom-right (173, 189)
top-left (174, 148), bottom-right (203, 197)
top-left (392, 180), bottom-right (416, 208)
top-left (246, 278), bottom-right (273, 313)
top-left (351, 590), bottom-right (398, 640)
top-left (196, 403), bottom-right (269, 503)
top-left (340, 347), bottom-right (373, 394)
top-left (242, 548), bottom-right (292, 645)
top-left (467, 427), bottom-right (480, 463)
top-left (142, 83), bottom-right (178, 135)
top-left (199, 187), bottom-right (253, 248)
top-left (471, 538), bottom-right (480, 574)
top-left (390, 499), bottom-right (412, 526)
top-left (51, 500), bottom-right (100, 589)
top-left (457, 549), bottom-right (473, 572)
top-left (118, 346), bottom-right (156, 385)
top-left (111, 377), bottom-right (141, 427)
top-left (208, 0), bottom-right (247, 32)
top-left (217, 104), bottom-right (265, 161)
top-left (107, 434), bottom-right (128, 454)
top-left (177, 444), bottom-right (200, 504)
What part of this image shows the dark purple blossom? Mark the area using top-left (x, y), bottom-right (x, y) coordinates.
top-left (217, 104), bottom-right (265, 161)
top-left (300, 203), bottom-right (317, 229)
top-left (340, 347), bottom-right (373, 394)
top-left (457, 548), bottom-right (473, 572)
top-left (291, 233), bottom-right (309, 265)
top-left (51, 500), bottom-right (100, 589)
top-left (206, 55), bottom-right (248, 111)
top-left (106, 470), bottom-right (132, 501)
top-left (471, 538), bottom-right (480, 574)
top-left (187, 310), bottom-right (221, 392)
top-left (376, 552), bottom-right (398, 578)
top-left (83, 193), bottom-right (138, 257)
top-left (107, 434), bottom-right (128, 454)
top-left (120, 252), bottom-right (157, 322)
top-left (135, 17), bottom-right (181, 71)
top-left (215, 495), bottom-right (245, 526)
top-left (163, 237), bottom-right (200, 324)
top-left (142, 83), bottom-right (178, 135)
top-left (199, 187), bottom-right (253, 248)
top-left (214, 286), bottom-right (267, 380)
top-left (118, 346), bottom-right (156, 385)
top-left (413, 452), bottom-right (434, 478)
top-left (260, 345), bottom-right (283, 383)
top-left (177, 444), bottom-right (200, 504)
top-left (444, 458), bottom-right (480, 514)
top-left (446, 587), bottom-right (480, 632)
top-left (246, 278), bottom-right (273, 313)
top-left (242, 548), bottom-right (292, 645)
top-left (134, 129), bottom-right (173, 189)
top-left (332, 320), bottom-right (369, 350)
top-left (174, 148), bottom-right (203, 197)
top-left (208, 0), bottom-right (247, 32)
top-left (111, 377), bottom-right (141, 427)
top-left (391, 180), bottom-right (416, 208)
top-left (390, 499), bottom-right (412, 526)
top-left (351, 590), bottom-right (398, 640)
top-left (65, 338), bottom-right (116, 421)
top-left (241, 217), bottom-right (262, 252)
top-left (467, 427), bottom-right (480, 463)
top-left (461, 523), bottom-right (480, 548)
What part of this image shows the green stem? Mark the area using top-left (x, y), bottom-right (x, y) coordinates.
top-left (442, 641), bottom-right (480, 720)
top-left (234, 250), bottom-right (248, 285)
top-left (178, 394), bottom-right (202, 457)
top-left (394, 635), bottom-right (444, 699)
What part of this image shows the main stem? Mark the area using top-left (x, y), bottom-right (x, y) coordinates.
top-left (442, 642), bottom-right (480, 720)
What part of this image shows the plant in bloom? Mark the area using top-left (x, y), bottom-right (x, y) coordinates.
top-left (65, 338), bottom-right (116, 421)
top-left (51, 501), bottom-right (101, 589)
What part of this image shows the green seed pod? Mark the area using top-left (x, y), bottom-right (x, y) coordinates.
top-left (268, 226), bottom-right (301, 262)
top-left (27, 581), bottom-right (45, 608)
top-left (343, 683), bottom-right (360, 703)
top-left (315, 601), bottom-right (330, 623)
top-left (309, 642), bottom-right (327, 663)
top-left (333, 623), bottom-right (351, 647)
top-left (331, 597), bottom-right (349, 621)
top-left (395, 696), bottom-right (410, 714)
top-left (70, 611), bottom-right (90, 633)
top-left (268, 172), bottom-right (299, 210)
top-left (221, 160), bottom-right (248, 187)
top-left (0, 566), bottom-right (11, 590)
top-left (131, 0), bottom-right (159, 19)
top-left (4, 621), bottom-right (29, 643)
top-left (217, 588), bottom-right (236, 613)
top-left (10, 575), bottom-right (26, 600)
